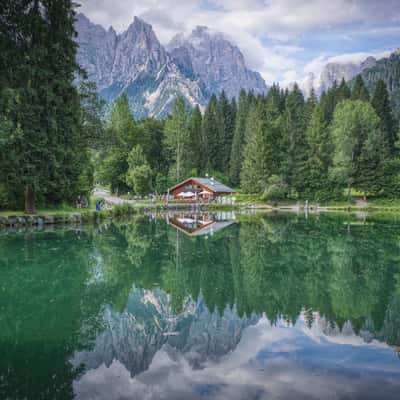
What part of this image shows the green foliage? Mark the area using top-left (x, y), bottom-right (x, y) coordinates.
top-left (240, 102), bottom-right (268, 193)
top-left (229, 90), bottom-right (249, 185)
top-left (371, 79), bottom-right (397, 155)
top-left (331, 100), bottom-right (385, 196)
top-left (202, 93), bottom-right (219, 171)
top-left (351, 75), bottom-right (370, 102)
top-left (163, 97), bottom-right (190, 182)
top-left (126, 145), bottom-right (153, 195)
top-left (0, 0), bottom-right (94, 211)
top-left (261, 175), bottom-right (288, 201)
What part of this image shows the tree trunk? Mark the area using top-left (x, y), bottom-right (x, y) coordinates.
top-left (24, 185), bottom-right (36, 214)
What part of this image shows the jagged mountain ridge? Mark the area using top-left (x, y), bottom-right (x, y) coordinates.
top-left (356, 50), bottom-right (400, 120)
top-left (301, 56), bottom-right (378, 97)
top-left (72, 288), bottom-right (259, 377)
top-left (167, 26), bottom-right (267, 100)
top-left (75, 14), bottom-right (267, 118)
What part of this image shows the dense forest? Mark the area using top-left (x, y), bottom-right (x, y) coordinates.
top-left (0, 0), bottom-right (101, 212)
top-left (98, 75), bottom-right (399, 202)
top-left (1, 1), bottom-right (399, 212)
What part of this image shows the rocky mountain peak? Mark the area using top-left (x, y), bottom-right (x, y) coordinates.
top-left (75, 13), bottom-right (267, 117)
top-left (167, 26), bottom-right (267, 99)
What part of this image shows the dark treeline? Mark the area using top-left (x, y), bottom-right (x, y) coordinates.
top-left (0, 1), bottom-right (102, 212)
top-left (98, 76), bottom-right (400, 201)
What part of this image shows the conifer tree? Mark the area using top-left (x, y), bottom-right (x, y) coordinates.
top-left (229, 90), bottom-right (248, 186)
top-left (320, 81), bottom-right (338, 125)
top-left (164, 97), bottom-right (189, 182)
top-left (0, 0), bottom-right (92, 212)
top-left (281, 84), bottom-right (308, 196)
top-left (303, 105), bottom-right (333, 199)
top-left (371, 79), bottom-right (397, 155)
top-left (217, 91), bottom-right (232, 172)
top-left (331, 100), bottom-right (385, 196)
top-left (188, 105), bottom-right (204, 172)
top-left (351, 75), bottom-right (370, 102)
top-left (337, 78), bottom-right (351, 102)
top-left (240, 102), bottom-right (268, 193)
top-left (202, 93), bottom-right (220, 172)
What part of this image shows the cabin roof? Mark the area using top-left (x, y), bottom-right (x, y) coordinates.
top-left (168, 177), bottom-right (234, 193)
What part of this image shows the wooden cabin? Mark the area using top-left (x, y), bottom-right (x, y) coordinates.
top-left (168, 177), bottom-right (234, 201)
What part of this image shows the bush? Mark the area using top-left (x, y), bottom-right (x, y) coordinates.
top-left (112, 203), bottom-right (136, 217)
top-left (261, 175), bottom-right (287, 201)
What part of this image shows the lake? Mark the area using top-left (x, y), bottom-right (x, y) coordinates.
top-left (1, 212), bottom-right (400, 400)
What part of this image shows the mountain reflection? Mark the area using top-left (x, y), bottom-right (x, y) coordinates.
top-left (1, 213), bottom-right (400, 399)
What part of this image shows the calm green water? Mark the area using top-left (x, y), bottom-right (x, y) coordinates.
top-left (1, 212), bottom-right (400, 400)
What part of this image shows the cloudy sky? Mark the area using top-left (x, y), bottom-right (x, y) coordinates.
top-left (78, 0), bottom-right (400, 85)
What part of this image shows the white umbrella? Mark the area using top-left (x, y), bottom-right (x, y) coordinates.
top-left (199, 190), bottom-right (212, 195)
top-left (177, 191), bottom-right (195, 198)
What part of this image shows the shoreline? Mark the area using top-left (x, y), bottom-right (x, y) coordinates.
top-left (2, 201), bottom-right (400, 229)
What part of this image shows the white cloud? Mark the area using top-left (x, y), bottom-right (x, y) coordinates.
top-left (73, 316), bottom-right (400, 400)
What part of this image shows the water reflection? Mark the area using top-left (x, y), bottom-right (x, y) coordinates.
top-left (165, 211), bottom-right (235, 236)
top-left (1, 213), bottom-right (400, 399)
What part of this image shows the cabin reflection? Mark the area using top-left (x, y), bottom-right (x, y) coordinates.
top-left (166, 212), bottom-right (235, 236)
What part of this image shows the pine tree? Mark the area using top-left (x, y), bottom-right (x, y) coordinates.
top-left (202, 94), bottom-right (219, 172)
top-left (216, 91), bottom-right (235, 175)
top-left (164, 97), bottom-right (189, 182)
top-left (337, 78), bottom-right (351, 102)
top-left (331, 100), bottom-right (385, 197)
top-left (240, 102), bottom-right (268, 193)
top-left (303, 105), bottom-right (333, 199)
top-left (187, 105), bottom-right (204, 172)
top-left (0, 0), bottom-right (92, 212)
top-left (281, 84), bottom-right (308, 196)
top-left (304, 87), bottom-right (317, 125)
top-left (229, 90), bottom-right (248, 186)
top-left (371, 79), bottom-right (397, 155)
top-left (320, 81), bottom-right (338, 125)
top-left (351, 75), bottom-right (370, 102)
top-left (264, 85), bottom-right (284, 177)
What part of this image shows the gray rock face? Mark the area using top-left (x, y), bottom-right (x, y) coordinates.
top-left (168, 26), bottom-right (267, 99)
top-left (301, 55), bottom-right (377, 97)
top-left (75, 14), bottom-right (267, 118)
top-left (72, 288), bottom-right (259, 377)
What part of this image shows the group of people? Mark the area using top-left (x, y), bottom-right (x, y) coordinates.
top-left (76, 195), bottom-right (88, 209)
top-left (76, 194), bottom-right (109, 211)
top-left (96, 199), bottom-right (109, 211)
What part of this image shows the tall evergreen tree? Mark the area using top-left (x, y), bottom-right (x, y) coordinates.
top-left (320, 81), bottom-right (338, 125)
top-left (371, 79), bottom-right (397, 155)
top-left (331, 100), bottom-right (385, 196)
top-left (337, 78), bottom-right (351, 102)
top-left (240, 102), bottom-right (268, 193)
top-left (187, 105), bottom-right (204, 172)
top-left (281, 84), bottom-right (308, 196)
top-left (0, 0), bottom-right (91, 212)
top-left (202, 93), bottom-right (220, 172)
top-left (303, 105), bottom-right (333, 199)
top-left (229, 90), bottom-right (248, 186)
top-left (351, 75), bottom-right (370, 102)
top-left (164, 97), bottom-right (189, 182)
top-left (216, 91), bottom-right (232, 173)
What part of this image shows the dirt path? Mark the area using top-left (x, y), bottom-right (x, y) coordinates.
top-left (93, 189), bottom-right (135, 205)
